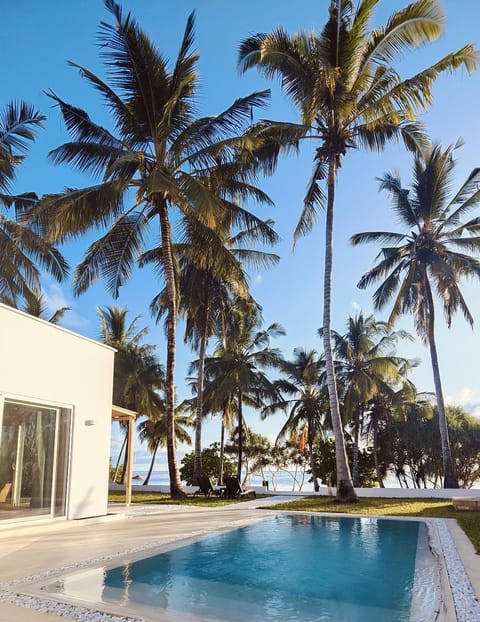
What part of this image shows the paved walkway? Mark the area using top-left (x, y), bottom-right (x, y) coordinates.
top-left (0, 497), bottom-right (478, 622)
top-left (0, 497), bottom-right (289, 621)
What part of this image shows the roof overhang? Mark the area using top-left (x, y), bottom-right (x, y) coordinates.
top-left (111, 405), bottom-right (138, 422)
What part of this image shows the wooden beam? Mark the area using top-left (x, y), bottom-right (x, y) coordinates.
top-left (125, 416), bottom-right (135, 506)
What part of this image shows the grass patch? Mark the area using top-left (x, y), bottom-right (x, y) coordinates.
top-left (108, 491), bottom-right (480, 553)
top-left (457, 514), bottom-right (480, 554)
top-left (108, 489), bottom-right (258, 507)
top-left (268, 496), bottom-right (480, 553)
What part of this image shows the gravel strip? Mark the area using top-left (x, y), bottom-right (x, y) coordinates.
top-left (437, 519), bottom-right (480, 621)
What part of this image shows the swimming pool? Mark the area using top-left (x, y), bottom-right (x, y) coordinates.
top-left (37, 514), bottom-right (440, 622)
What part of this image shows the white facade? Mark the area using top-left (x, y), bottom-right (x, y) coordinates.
top-left (0, 304), bottom-right (115, 522)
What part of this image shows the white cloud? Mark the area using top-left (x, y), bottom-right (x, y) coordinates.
top-left (351, 301), bottom-right (360, 311)
top-left (446, 387), bottom-right (480, 418)
top-left (41, 281), bottom-right (89, 329)
top-left (62, 312), bottom-right (90, 330)
top-left (42, 282), bottom-right (70, 313)
top-left (253, 274), bottom-right (263, 286)
top-left (446, 387), bottom-right (474, 406)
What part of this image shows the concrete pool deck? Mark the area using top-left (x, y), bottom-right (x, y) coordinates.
top-left (0, 496), bottom-right (478, 622)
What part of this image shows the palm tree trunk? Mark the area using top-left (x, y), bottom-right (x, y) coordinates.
top-left (425, 281), bottom-right (458, 488)
top-left (352, 405), bottom-right (360, 487)
top-left (158, 200), bottom-right (186, 498)
top-left (308, 427), bottom-right (319, 492)
top-left (143, 439), bottom-right (160, 485)
top-left (322, 157), bottom-right (357, 502)
top-left (193, 305), bottom-right (210, 483)
top-left (372, 416), bottom-right (384, 488)
top-left (237, 389), bottom-right (243, 481)
top-left (113, 431), bottom-right (127, 483)
top-left (217, 410), bottom-right (226, 486)
top-left (120, 431), bottom-right (130, 484)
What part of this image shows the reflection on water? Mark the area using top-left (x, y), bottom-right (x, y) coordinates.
top-left (43, 515), bottom-right (437, 622)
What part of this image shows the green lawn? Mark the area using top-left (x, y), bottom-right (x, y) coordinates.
top-left (108, 490), bottom-right (480, 554)
top-left (108, 489), bottom-right (259, 507)
top-left (267, 496), bottom-right (480, 553)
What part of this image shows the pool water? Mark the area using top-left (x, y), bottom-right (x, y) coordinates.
top-left (43, 515), bottom-right (439, 622)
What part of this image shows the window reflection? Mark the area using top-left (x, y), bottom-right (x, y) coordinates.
top-left (0, 400), bottom-right (71, 520)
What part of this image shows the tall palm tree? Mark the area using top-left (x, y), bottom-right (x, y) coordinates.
top-left (33, 2), bottom-right (279, 497)
top-left (328, 312), bottom-right (414, 486)
top-left (0, 100), bottom-right (68, 306)
top-left (149, 215), bottom-right (279, 483)
top-left (238, 0), bottom-right (477, 501)
top-left (98, 305), bottom-right (165, 483)
top-left (352, 143), bottom-right (480, 488)
top-left (203, 302), bottom-right (285, 480)
top-left (265, 348), bottom-right (329, 491)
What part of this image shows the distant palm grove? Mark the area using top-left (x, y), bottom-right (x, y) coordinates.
top-left (2, 0), bottom-right (480, 499)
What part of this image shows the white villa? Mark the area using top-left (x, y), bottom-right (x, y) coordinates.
top-left (0, 303), bottom-right (116, 525)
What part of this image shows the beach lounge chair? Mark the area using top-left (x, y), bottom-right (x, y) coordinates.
top-left (193, 475), bottom-right (222, 498)
top-left (0, 482), bottom-right (12, 503)
top-left (224, 476), bottom-right (256, 499)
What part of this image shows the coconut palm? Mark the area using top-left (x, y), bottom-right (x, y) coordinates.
top-left (137, 411), bottom-right (191, 485)
top-left (352, 143), bottom-right (480, 488)
top-left (0, 100), bottom-right (68, 307)
top-left (203, 302), bottom-right (285, 480)
top-left (98, 305), bottom-right (147, 349)
top-left (22, 291), bottom-right (70, 324)
top-left (32, 2), bottom-right (279, 497)
top-left (327, 312), bottom-right (414, 485)
top-left (98, 306), bottom-right (164, 413)
top-left (148, 214), bottom-right (279, 483)
top-left (264, 348), bottom-right (329, 491)
top-left (98, 305), bottom-right (165, 482)
top-left (238, 0), bottom-right (477, 501)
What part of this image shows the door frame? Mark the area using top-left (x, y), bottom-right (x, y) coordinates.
top-left (0, 392), bottom-right (73, 524)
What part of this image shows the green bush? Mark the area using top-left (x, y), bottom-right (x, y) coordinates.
top-left (180, 443), bottom-right (236, 485)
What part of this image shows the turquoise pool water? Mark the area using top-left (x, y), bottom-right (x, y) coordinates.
top-left (44, 515), bottom-right (438, 621)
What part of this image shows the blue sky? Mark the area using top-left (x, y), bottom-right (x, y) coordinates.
top-left (3, 1), bottom-right (480, 469)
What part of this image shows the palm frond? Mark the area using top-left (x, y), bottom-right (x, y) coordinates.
top-left (33, 181), bottom-right (129, 243)
top-left (351, 230), bottom-right (405, 246)
top-left (73, 211), bottom-right (148, 296)
top-left (361, 0), bottom-right (444, 66)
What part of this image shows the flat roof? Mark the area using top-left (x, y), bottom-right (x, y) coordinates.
top-left (0, 303), bottom-right (116, 353)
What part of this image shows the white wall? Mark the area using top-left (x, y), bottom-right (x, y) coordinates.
top-left (0, 304), bottom-right (115, 520)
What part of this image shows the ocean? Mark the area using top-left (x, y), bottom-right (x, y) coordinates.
top-left (131, 468), bottom-right (447, 491)
top-left (132, 469), bottom-right (316, 492)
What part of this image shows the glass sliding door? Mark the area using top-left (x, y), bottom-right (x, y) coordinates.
top-left (0, 399), bottom-right (71, 521)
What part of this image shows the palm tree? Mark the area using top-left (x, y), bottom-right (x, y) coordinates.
top-left (238, 0), bottom-right (477, 501)
top-left (98, 305), bottom-right (165, 483)
top-left (203, 302), bottom-right (285, 480)
top-left (365, 379), bottom-right (417, 487)
top-left (352, 143), bottom-right (480, 488)
top-left (328, 312), bottom-right (414, 486)
top-left (22, 291), bottom-right (70, 324)
top-left (265, 348), bottom-right (329, 491)
top-left (149, 215), bottom-right (279, 484)
top-left (0, 100), bottom-right (68, 307)
top-left (137, 410), bottom-right (191, 485)
top-left (33, 2), bottom-right (279, 497)
top-left (98, 305), bottom-right (147, 349)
